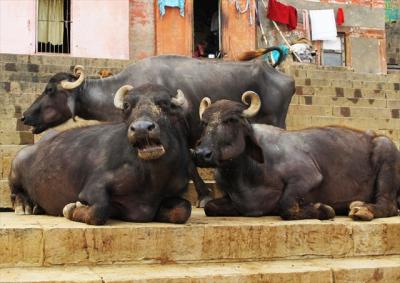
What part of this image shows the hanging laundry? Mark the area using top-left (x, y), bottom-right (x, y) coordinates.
top-left (309, 9), bottom-right (337, 41)
top-left (267, 0), bottom-right (297, 30)
top-left (158, 0), bottom-right (185, 17)
top-left (336, 8), bottom-right (344, 26)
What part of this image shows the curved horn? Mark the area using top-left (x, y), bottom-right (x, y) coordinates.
top-left (171, 89), bottom-right (189, 111)
top-left (199, 97), bottom-right (211, 119)
top-left (241, 91), bottom-right (261, 118)
top-left (60, 65), bottom-right (86, 90)
top-left (114, 85), bottom-right (134, 109)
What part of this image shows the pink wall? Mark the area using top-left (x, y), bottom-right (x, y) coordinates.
top-left (0, 0), bottom-right (36, 54)
top-left (71, 0), bottom-right (129, 59)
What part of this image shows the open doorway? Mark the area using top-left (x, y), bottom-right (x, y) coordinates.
top-left (193, 0), bottom-right (220, 58)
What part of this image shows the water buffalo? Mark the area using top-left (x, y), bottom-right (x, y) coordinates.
top-left (9, 84), bottom-right (193, 225)
top-left (20, 52), bottom-right (294, 206)
top-left (193, 93), bottom-right (400, 220)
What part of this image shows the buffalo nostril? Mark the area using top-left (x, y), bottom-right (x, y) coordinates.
top-left (130, 125), bottom-right (135, 132)
top-left (147, 123), bottom-right (155, 131)
top-left (204, 151), bottom-right (212, 160)
top-left (20, 116), bottom-right (25, 122)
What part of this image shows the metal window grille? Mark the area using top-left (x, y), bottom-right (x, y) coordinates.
top-left (37, 0), bottom-right (71, 54)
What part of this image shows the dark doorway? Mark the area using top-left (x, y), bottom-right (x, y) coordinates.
top-left (37, 0), bottom-right (71, 54)
top-left (193, 0), bottom-right (220, 58)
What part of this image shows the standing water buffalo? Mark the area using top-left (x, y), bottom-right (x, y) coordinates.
top-left (193, 93), bottom-right (400, 220)
top-left (9, 84), bottom-right (193, 225)
top-left (20, 52), bottom-right (295, 205)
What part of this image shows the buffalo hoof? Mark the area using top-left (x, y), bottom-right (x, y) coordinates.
top-left (63, 202), bottom-right (77, 219)
top-left (32, 205), bottom-right (44, 215)
top-left (12, 194), bottom-right (33, 215)
top-left (314, 203), bottom-right (335, 220)
top-left (196, 195), bottom-right (213, 208)
top-left (349, 201), bottom-right (374, 221)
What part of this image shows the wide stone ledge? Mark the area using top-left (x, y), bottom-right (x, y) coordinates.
top-left (1, 210), bottom-right (399, 267)
top-left (0, 256), bottom-right (399, 283)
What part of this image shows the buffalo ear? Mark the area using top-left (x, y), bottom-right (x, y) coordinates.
top-left (67, 95), bottom-right (77, 122)
top-left (245, 136), bottom-right (264, 163)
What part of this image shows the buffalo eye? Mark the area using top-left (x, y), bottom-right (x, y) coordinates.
top-left (123, 102), bottom-right (130, 111)
top-left (223, 117), bottom-right (239, 124)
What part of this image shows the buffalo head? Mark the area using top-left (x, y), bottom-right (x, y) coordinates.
top-left (194, 91), bottom-right (264, 167)
top-left (114, 84), bottom-right (189, 160)
top-left (21, 65), bottom-right (85, 134)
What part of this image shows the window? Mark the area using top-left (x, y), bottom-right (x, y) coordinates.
top-left (321, 33), bottom-right (345, 67)
top-left (37, 0), bottom-right (71, 54)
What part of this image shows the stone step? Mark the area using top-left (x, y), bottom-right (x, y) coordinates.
top-left (1, 210), bottom-right (399, 267)
top-left (0, 53), bottom-right (132, 68)
top-left (286, 115), bottom-right (400, 147)
top-left (292, 68), bottom-right (400, 83)
top-left (0, 131), bottom-right (33, 145)
top-left (294, 95), bottom-right (389, 108)
top-left (288, 104), bottom-right (399, 120)
top-left (0, 118), bottom-right (30, 132)
top-left (1, 256), bottom-right (400, 282)
top-left (294, 85), bottom-right (400, 99)
top-left (0, 178), bottom-right (221, 209)
top-left (0, 66), bottom-right (124, 81)
top-left (295, 78), bottom-right (400, 91)
top-left (0, 81), bottom-right (46, 94)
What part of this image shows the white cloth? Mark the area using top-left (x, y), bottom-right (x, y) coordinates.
top-left (38, 0), bottom-right (64, 45)
top-left (309, 9), bottom-right (337, 41)
top-left (323, 37), bottom-right (342, 51)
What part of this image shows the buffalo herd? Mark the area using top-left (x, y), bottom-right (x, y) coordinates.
top-left (9, 54), bottom-right (400, 225)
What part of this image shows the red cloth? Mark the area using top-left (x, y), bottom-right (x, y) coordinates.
top-left (336, 8), bottom-right (344, 26)
top-left (267, 0), bottom-right (297, 30)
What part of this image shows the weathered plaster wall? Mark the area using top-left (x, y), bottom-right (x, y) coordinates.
top-left (0, 0), bottom-right (36, 55)
top-left (257, 0), bottom-right (386, 73)
top-left (129, 0), bottom-right (155, 60)
top-left (71, 0), bottom-right (129, 59)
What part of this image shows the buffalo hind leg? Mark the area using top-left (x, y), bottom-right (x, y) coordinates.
top-left (204, 196), bottom-right (241, 216)
top-left (63, 178), bottom-right (110, 225)
top-left (155, 197), bottom-right (192, 224)
top-left (349, 137), bottom-right (399, 221)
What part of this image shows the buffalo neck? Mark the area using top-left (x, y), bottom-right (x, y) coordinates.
top-left (74, 73), bottom-right (131, 122)
top-left (218, 153), bottom-right (261, 181)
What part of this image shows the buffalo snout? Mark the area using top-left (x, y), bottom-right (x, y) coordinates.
top-left (193, 146), bottom-right (217, 167)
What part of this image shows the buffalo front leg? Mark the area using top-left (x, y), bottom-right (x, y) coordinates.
top-left (204, 196), bottom-right (241, 216)
top-left (189, 159), bottom-right (212, 208)
top-left (155, 197), bottom-right (192, 224)
top-left (63, 178), bottom-right (110, 225)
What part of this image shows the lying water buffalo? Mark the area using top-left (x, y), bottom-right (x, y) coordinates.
top-left (9, 84), bottom-right (193, 225)
top-left (20, 52), bottom-right (294, 206)
top-left (193, 93), bottom-right (400, 220)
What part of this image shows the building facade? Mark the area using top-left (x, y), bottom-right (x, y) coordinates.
top-left (0, 0), bottom-right (397, 73)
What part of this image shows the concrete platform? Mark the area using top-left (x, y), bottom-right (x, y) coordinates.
top-left (0, 256), bottom-right (399, 283)
top-left (1, 210), bottom-right (399, 267)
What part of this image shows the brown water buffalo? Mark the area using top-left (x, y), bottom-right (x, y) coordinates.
top-left (9, 84), bottom-right (193, 225)
top-left (193, 93), bottom-right (400, 220)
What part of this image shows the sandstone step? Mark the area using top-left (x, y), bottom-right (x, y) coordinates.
top-left (0, 81), bottom-right (46, 94)
top-left (0, 179), bottom-right (11, 208)
top-left (1, 256), bottom-right (400, 283)
top-left (294, 85), bottom-right (398, 99)
top-left (0, 53), bottom-right (132, 68)
top-left (295, 78), bottom-right (400, 91)
top-left (0, 118), bottom-right (30, 132)
top-left (295, 95), bottom-right (388, 108)
top-left (0, 131), bottom-right (33, 145)
top-left (0, 65), bottom-right (124, 80)
top-left (1, 210), bottom-right (399, 267)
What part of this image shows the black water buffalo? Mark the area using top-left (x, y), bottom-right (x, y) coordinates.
top-left (21, 52), bottom-right (294, 206)
top-left (193, 93), bottom-right (400, 220)
top-left (9, 84), bottom-right (193, 225)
